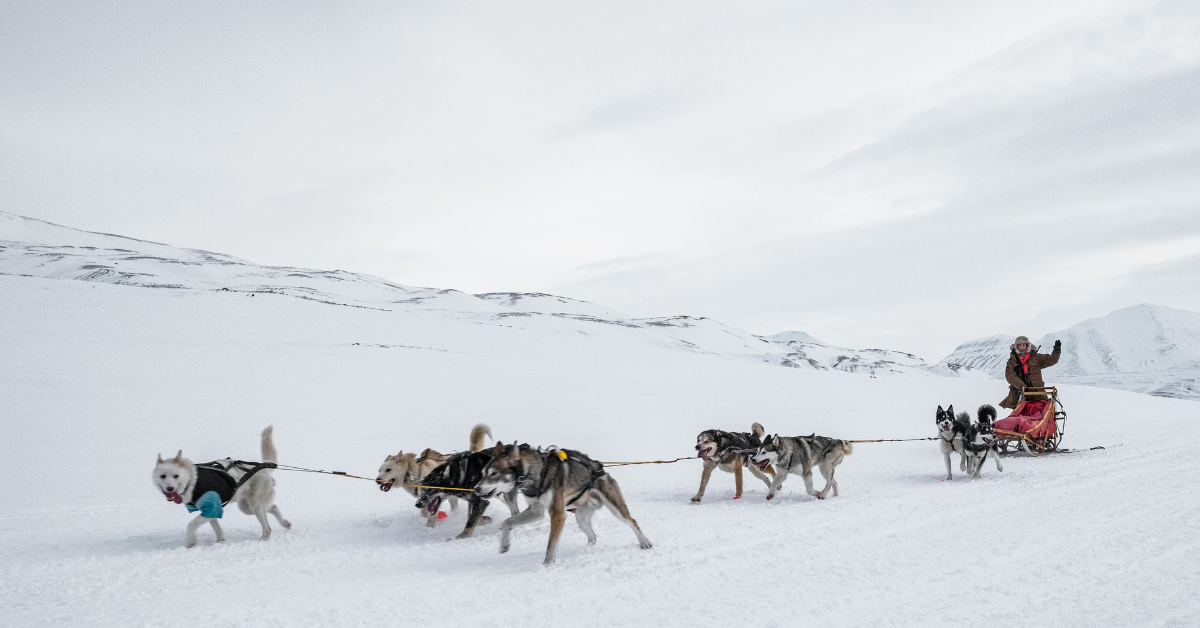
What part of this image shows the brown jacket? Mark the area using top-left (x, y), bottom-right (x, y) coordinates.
top-left (1000, 345), bottom-right (1061, 409)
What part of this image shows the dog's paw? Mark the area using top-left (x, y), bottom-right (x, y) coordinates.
top-left (690, 496), bottom-right (702, 503)
top-left (765, 493), bottom-right (774, 501)
top-left (281, 520), bottom-right (292, 529)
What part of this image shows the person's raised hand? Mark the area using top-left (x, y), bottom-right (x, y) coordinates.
top-left (1053, 339), bottom-right (1061, 351)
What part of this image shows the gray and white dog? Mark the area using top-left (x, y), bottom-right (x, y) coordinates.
top-left (151, 425), bottom-right (290, 547)
top-left (935, 405), bottom-right (971, 481)
top-left (474, 442), bottom-right (652, 565)
top-left (750, 433), bottom-right (853, 500)
top-left (962, 405), bottom-right (1003, 479)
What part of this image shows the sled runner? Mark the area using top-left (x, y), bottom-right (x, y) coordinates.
top-left (993, 386), bottom-right (1067, 455)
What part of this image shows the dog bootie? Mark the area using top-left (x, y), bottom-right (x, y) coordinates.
top-left (185, 491), bottom-right (225, 519)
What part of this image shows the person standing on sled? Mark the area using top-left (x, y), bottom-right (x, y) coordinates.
top-left (999, 335), bottom-right (1061, 410)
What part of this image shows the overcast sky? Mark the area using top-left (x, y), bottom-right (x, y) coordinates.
top-left (3, 0), bottom-right (1198, 359)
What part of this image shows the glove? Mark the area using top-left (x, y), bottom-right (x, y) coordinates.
top-left (1053, 339), bottom-right (1061, 351)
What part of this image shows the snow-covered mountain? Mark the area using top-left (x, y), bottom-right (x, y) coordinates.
top-left (0, 211), bottom-right (975, 378)
top-left (936, 304), bottom-right (1200, 399)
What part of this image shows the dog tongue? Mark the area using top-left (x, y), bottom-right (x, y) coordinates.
top-left (165, 492), bottom-right (182, 504)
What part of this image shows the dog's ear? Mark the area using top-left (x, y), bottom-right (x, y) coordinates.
top-left (946, 405), bottom-right (954, 415)
top-left (157, 453), bottom-right (164, 464)
top-left (507, 442), bottom-right (520, 461)
top-left (937, 405), bottom-right (944, 414)
top-left (172, 450), bottom-right (183, 463)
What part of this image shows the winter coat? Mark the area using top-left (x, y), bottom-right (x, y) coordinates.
top-left (1000, 344), bottom-right (1061, 409)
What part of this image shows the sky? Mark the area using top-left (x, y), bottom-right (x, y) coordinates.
top-left (2, 0), bottom-right (1198, 360)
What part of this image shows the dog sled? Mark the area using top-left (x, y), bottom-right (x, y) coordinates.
top-left (993, 386), bottom-right (1067, 455)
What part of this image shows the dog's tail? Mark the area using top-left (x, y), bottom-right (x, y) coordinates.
top-left (261, 425), bottom-right (278, 463)
top-left (977, 405), bottom-right (997, 424)
top-left (750, 422), bottom-right (765, 438)
top-left (469, 424), bottom-right (491, 453)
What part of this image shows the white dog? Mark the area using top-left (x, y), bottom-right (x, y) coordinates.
top-left (152, 425), bottom-right (290, 547)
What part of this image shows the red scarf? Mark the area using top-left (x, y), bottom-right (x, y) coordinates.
top-left (1018, 352), bottom-right (1031, 375)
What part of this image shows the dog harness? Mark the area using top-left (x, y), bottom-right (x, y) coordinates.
top-left (184, 461), bottom-right (276, 519)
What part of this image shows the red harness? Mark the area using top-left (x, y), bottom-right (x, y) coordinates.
top-left (1018, 352), bottom-right (1031, 375)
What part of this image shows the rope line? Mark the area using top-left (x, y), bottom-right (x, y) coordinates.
top-left (273, 464), bottom-right (477, 492)
top-left (601, 456), bottom-right (698, 467)
top-left (848, 437), bottom-right (938, 443)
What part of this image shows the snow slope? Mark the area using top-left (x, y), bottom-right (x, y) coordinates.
top-left (0, 211), bottom-right (971, 377)
top-left (2, 214), bottom-right (1199, 627)
top-left (937, 304), bottom-right (1200, 400)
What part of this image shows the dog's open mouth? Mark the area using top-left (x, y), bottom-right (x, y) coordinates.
top-left (754, 459), bottom-right (770, 471)
top-left (378, 481), bottom-right (394, 492)
top-left (477, 488), bottom-right (496, 498)
top-left (163, 490), bottom-right (182, 504)
top-left (425, 497), bottom-right (442, 516)
top-left (698, 448), bottom-right (711, 461)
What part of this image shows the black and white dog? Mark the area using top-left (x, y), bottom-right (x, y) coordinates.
top-left (962, 405), bottom-right (1003, 479)
top-left (935, 405), bottom-right (971, 481)
top-left (413, 450), bottom-right (520, 539)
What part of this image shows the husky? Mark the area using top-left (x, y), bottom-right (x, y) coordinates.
top-left (151, 425), bottom-right (290, 548)
top-left (691, 423), bottom-right (776, 502)
top-left (474, 442), bottom-right (652, 565)
top-left (376, 424), bottom-right (491, 526)
top-left (963, 405), bottom-right (1003, 479)
top-left (936, 405), bottom-right (971, 481)
top-left (750, 433), bottom-right (853, 500)
top-left (413, 426), bottom-right (519, 539)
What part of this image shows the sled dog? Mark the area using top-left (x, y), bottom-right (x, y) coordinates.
top-left (751, 433), bottom-right (853, 500)
top-left (474, 442), bottom-right (652, 565)
top-left (151, 425), bottom-right (290, 548)
top-left (376, 425), bottom-right (491, 526)
top-left (963, 405), bottom-right (1003, 479)
top-left (936, 405), bottom-right (971, 481)
top-left (413, 426), bottom-right (519, 539)
top-left (691, 423), bottom-right (776, 502)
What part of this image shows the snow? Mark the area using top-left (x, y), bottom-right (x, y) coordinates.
top-left (3, 214), bottom-right (1199, 626)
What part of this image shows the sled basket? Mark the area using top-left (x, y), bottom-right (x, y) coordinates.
top-left (994, 386), bottom-right (1067, 455)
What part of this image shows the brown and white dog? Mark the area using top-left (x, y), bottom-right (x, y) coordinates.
top-left (691, 422), bottom-right (776, 502)
top-left (375, 424), bottom-right (489, 526)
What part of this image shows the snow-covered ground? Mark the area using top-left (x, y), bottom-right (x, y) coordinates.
top-left (2, 214), bottom-right (1199, 627)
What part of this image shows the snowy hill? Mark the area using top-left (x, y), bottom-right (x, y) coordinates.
top-left (0, 211), bottom-right (970, 378)
top-left (2, 211), bottom-right (1198, 626)
top-left (936, 304), bottom-right (1200, 399)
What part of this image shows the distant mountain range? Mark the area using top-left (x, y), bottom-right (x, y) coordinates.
top-left (0, 211), bottom-right (979, 379)
top-left (936, 304), bottom-right (1200, 400)
top-left (4, 211), bottom-right (1195, 398)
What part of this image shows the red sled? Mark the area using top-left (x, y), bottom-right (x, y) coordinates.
top-left (994, 386), bottom-right (1068, 455)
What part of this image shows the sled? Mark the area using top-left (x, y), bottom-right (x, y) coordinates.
top-left (993, 386), bottom-right (1067, 455)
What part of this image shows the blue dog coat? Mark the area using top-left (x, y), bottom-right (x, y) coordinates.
top-left (184, 465), bottom-right (238, 519)
top-left (186, 490), bottom-right (225, 519)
